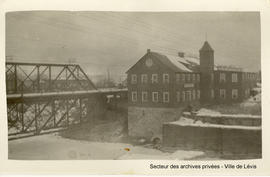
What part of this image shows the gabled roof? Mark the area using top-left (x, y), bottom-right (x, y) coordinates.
top-left (200, 41), bottom-right (214, 51)
top-left (126, 50), bottom-right (199, 74)
top-left (151, 52), bottom-right (192, 72)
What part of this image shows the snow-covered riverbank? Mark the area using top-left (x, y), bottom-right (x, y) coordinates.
top-left (9, 133), bottom-right (206, 160)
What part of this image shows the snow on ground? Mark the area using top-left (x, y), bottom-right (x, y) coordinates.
top-left (192, 108), bottom-right (260, 119)
top-left (169, 117), bottom-right (261, 130)
top-left (194, 92), bottom-right (261, 116)
top-left (118, 150), bottom-right (203, 160)
top-left (240, 93), bottom-right (261, 107)
top-left (9, 133), bottom-right (204, 160)
top-left (196, 108), bottom-right (221, 116)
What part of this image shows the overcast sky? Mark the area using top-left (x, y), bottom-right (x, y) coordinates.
top-left (6, 11), bottom-right (260, 78)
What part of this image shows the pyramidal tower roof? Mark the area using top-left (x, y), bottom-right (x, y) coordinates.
top-left (200, 41), bottom-right (214, 51)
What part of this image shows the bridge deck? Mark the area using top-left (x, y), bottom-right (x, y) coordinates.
top-left (7, 88), bottom-right (127, 99)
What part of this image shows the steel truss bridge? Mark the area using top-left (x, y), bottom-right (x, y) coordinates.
top-left (6, 62), bottom-right (127, 140)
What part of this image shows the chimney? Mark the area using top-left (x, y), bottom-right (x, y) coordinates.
top-left (178, 52), bottom-right (185, 57)
top-left (147, 49), bottom-right (151, 53)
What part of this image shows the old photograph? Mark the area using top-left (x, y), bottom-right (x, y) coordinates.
top-left (5, 11), bottom-right (261, 160)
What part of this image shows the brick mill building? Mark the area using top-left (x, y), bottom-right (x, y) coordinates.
top-left (126, 41), bottom-right (258, 140)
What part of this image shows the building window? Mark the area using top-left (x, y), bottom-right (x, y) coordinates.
top-left (131, 91), bottom-right (137, 102)
top-left (211, 73), bottom-right (214, 82)
top-left (220, 89), bottom-right (226, 99)
top-left (131, 74), bottom-right (137, 84)
top-left (192, 74), bottom-right (196, 82)
top-left (177, 91), bottom-right (181, 102)
top-left (197, 90), bottom-right (200, 99)
top-left (186, 91), bottom-right (192, 101)
top-left (141, 74), bottom-right (148, 83)
top-left (211, 89), bottom-right (214, 98)
top-left (232, 89), bottom-right (238, 99)
top-left (220, 73), bottom-right (226, 82)
top-left (182, 91), bottom-right (185, 102)
top-left (163, 74), bottom-right (169, 83)
top-left (152, 92), bottom-right (158, 102)
top-left (176, 74), bottom-right (181, 83)
top-left (182, 73), bottom-right (185, 82)
top-left (197, 74), bottom-right (200, 82)
top-left (163, 92), bottom-right (169, 103)
top-left (192, 90), bottom-right (196, 100)
top-left (232, 73), bottom-right (238, 83)
top-left (151, 74), bottom-right (158, 83)
top-left (186, 74), bottom-right (191, 82)
top-left (245, 89), bottom-right (250, 97)
top-left (142, 91), bottom-right (148, 102)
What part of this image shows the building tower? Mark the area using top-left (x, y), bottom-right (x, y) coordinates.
top-left (199, 41), bottom-right (214, 104)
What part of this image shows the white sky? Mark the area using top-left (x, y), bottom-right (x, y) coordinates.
top-left (6, 11), bottom-right (261, 78)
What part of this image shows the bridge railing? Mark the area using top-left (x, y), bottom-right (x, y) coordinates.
top-left (6, 62), bottom-right (97, 94)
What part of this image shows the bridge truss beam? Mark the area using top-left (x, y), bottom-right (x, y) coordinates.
top-left (6, 62), bottom-right (97, 94)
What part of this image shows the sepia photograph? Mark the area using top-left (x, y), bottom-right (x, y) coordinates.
top-left (5, 11), bottom-right (261, 161)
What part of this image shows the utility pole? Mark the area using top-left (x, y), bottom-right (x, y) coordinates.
top-left (107, 68), bottom-right (110, 88)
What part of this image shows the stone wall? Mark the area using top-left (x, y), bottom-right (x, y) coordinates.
top-left (163, 123), bottom-right (261, 157)
top-left (128, 106), bottom-right (183, 141)
top-left (183, 112), bottom-right (261, 126)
